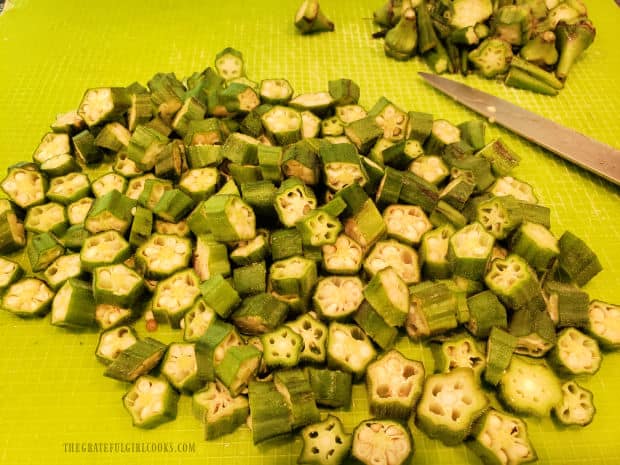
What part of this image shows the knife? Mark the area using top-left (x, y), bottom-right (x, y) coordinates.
top-left (418, 72), bottom-right (620, 187)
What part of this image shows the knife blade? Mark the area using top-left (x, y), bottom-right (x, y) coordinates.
top-left (418, 72), bottom-right (620, 187)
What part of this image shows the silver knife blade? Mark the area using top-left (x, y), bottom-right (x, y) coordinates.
top-left (418, 72), bottom-right (620, 186)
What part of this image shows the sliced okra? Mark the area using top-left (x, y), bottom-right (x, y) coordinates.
top-left (499, 356), bottom-right (562, 417)
top-left (296, 209), bottom-right (342, 247)
top-left (259, 79), bottom-right (293, 105)
top-left (448, 222), bottom-right (494, 281)
top-left (419, 224), bottom-right (454, 280)
top-left (468, 408), bottom-right (537, 465)
top-left (46, 172), bottom-right (91, 205)
top-left (80, 230), bottom-right (131, 272)
top-left (406, 282), bottom-right (458, 340)
top-left (113, 151), bottom-right (144, 180)
top-left (557, 231), bottom-right (602, 287)
top-left (248, 379), bottom-right (292, 444)
top-left (152, 189), bottom-right (194, 223)
top-left (127, 125), bottom-right (169, 171)
top-left (186, 144), bottom-right (222, 169)
top-left (230, 232), bottom-right (269, 266)
top-left (94, 122), bottom-right (131, 153)
top-left (553, 381), bottom-right (596, 427)
top-left (430, 200), bottom-right (468, 229)
top-left (319, 143), bottom-right (367, 191)
top-left (489, 176), bottom-right (537, 204)
top-left (183, 300), bottom-right (216, 342)
top-left (77, 87), bottom-right (131, 127)
top-left (261, 105), bottom-right (302, 146)
top-left (364, 239), bottom-right (419, 285)
top-left (128, 206), bottom-right (153, 248)
top-left (281, 139), bottom-right (321, 186)
top-left (466, 291), bottom-right (507, 339)
top-left (240, 180), bottom-right (277, 220)
top-left (509, 305), bottom-right (556, 358)
top-left (200, 274), bottom-right (241, 319)
top-left (231, 292), bottom-right (289, 335)
top-left (366, 349), bottom-right (425, 419)
top-left (484, 327), bottom-right (517, 386)
top-left (135, 233), bottom-right (192, 280)
top-left (105, 337), bottom-right (168, 382)
top-left (137, 178), bottom-right (173, 211)
top-left (544, 280), bottom-right (589, 328)
top-left (274, 177), bottom-right (317, 228)
top-left (1, 165), bottom-right (47, 209)
top-left (327, 322), bottom-right (376, 379)
top-left (178, 167), bottom-right (218, 202)
top-left (125, 174), bottom-right (156, 201)
top-left (24, 202), bottom-right (67, 236)
top-left (39, 153), bottom-right (80, 178)
top-left (306, 367), bottom-right (352, 408)
top-left (192, 381), bottom-right (249, 439)
top-left (409, 155), bottom-right (449, 186)
top-left (381, 139), bottom-right (423, 170)
top-left (587, 300), bottom-right (620, 349)
top-left (126, 90), bottom-right (153, 132)
top-left (160, 342), bottom-right (206, 393)
top-left (256, 145), bottom-right (282, 182)
top-left (295, 0), bottom-right (335, 34)
top-left (196, 320), bottom-right (244, 382)
top-left (43, 253), bottom-right (83, 290)
top-left (321, 116), bottom-right (344, 137)
top-left (95, 303), bottom-right (134, 330)
top-left (549, 327), bottom-right (601, 376)
top-left (218, 83), bottom-right (260, 115)
top-left (475, 195), bottom-right (523, 240)
top-left (269, 255), bottom-right (317, 298)
top-left (122, 375), bottom-right (179, 429)
top-left (95, 325), bottom-right (138, 365)
top-left (0, 257), bottom-right (22, 292)
top-left (298, 414), bottom-right (351, 465)
top-left (363, 267), bottom-right (408, 327)
top-left (336, 104), bottom-right (367, 125)
top-left (170, 97), bottom-right (206, 138)
top-left (27, 232), bottom-right (65, 272)
top-left (511, 221), bottom-right (559, 271)
top-left (477, 138), bottom-right (521, 176)
top-left (273, 369), bottom-right (320, 431)
top-left (50, 278), bottom-right (96, 328)
top-left (485, 254), bottom-right (541, 310)
top-left (199, 194), bottom-right (256, 242)
top-left (233, 261), bottom-right (267, 296)
top-left (72, 129), bottom-right (103, 164)
top-left (193, 234), bottom-right (230, 281)
top-left (416, 367), bottom-right (488, 446)
top-left (320, 195), bottom-right (347, 218)
top-left (258, 326), bottom-right (302, 369)
top-left (352, 300), bottom-right (397, 350)
top-left (286, 313), bottom-right (328, 364)
top-left (383, 204), bottom-right (432, 247)
top-left (367, 97), bottom-right (408, 141)
top-left (313, 276), bottom-right (364, 321)
top-left (93, 263), bottom-right (144, 307)
top-left (439, 176), bottom-right (475, 212)
top-left (51, 110), bottom-right (86, 135)
top-left (228, 163), bottom-right (261, 184)
top-left (404, 110), bottom-right (433, 143)
top-left (214, 47), bottom-right (245, 81)
top-left (184, 118), bottom-right (224, 146)
top-left (152, 269), bottom-right (201, 328)
top-left (351, 419), bottom-right (413, 465)
top-left (91, 173), bottom-right (127, 199)
top-left (397, 171), bottom-right (439, 214)
top-left (66, 197), bottom-right (93, 225)
top-left (433, 334), bottom-right (486, 378)
top-left (61, 223), bottom-right (90, 251)
top-left (321, 233), bottom-right (363, 275)
top-left (300, 110), bottom-right (321, 138)
top-left (85, 190), bottom-right (135, 235)
top-left (344, 116), bottom-right (384, 154)
top-left (1, 278), bottom-right (54, 317)
top-left (32, 132), bottom-right (71, 164)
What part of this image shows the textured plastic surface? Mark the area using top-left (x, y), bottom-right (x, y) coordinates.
top-left (0, 1), bottom-right (619, 464)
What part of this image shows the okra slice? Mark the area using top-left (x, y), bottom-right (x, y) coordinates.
top-left (509, 305), bottom-right (556, 358)
top-left (192, 234), bottom-right (230, 281)
top-left (85, 190), bottom-right (135, 235)
top-left (468, 408), bottom-right (537, 465)
top-left (80, 230), bottom-right (131, 272)
top-left (92, 263), bottom-right (144, 307)
top-left (485, 255), bottom-right (541, 310)
top-left (32, 132), bottom-right (71, 164)
top-left (122, 375), bottom-right (178, 429)
top-left (127, 125), bottom-right (169, 171)
top-left (177, 167), bottom-right (218, 203)
top-left (313, 276), bottom-right (364, 321)
top-left (77, 87), bottom-right (131, 127)
top-left (448, 222), bottom-right (494, 281)
top-left (155, 218), bottom-right (190, 237)
top-left (364, 239), bottom-right (420, 285)
top-left (27, 232), bottom-right (65, 272)
top-left (1, 165), bottom-right (47, 209)
top-left (319, 143), bottom-right (367, 191)
top-left (296, 210), bottom-right (342, 247)
top-left (306, 367), bottom-right (352, 408)
top-left (511, 221), bottom-right (559, 271)
top-left (336, 104), bottom-right (367, 125)
top-left (183, 300), bottom-right (216, 342)
top-left (152, 269), bottom-right (200, 328)
top-left (233, 261), bottom-right (267, 296)
top-left (95, 303), bottom-right (134, 330)
top-left (498, 356), bottom-right (562, 417)
top-left (548, 327), bottom-right (601, 376)
top-left (269, 228), bottom-right (302, 261)
top-left (199, 194), bottom-right (256, 242)
top-left (363, 267), bottom-right (408, 327)
top-left (230, 231), bottom-right (269, 266)
top-left (466, 291), bottom-right (508, 339)
top-left (214, 47), bottom-right (245, 81)
top-left (294, 0), bottom-right (335, 34)
top-left (484, 327), bottom-right (517, 386)
top-left (199, 274), bottom-right (240, 320)
top-left (434, 335), bottom-right (486, 378)
top-left (344, 116), bottom-right (383, 155)
top-left (46, 172), bottom-right (91, 205)
top-left (94, 122), bottom-right (131, 153)
top-left (383, 205), bottom-right (432, 246)
top-left (398, 171), bottom-right (439, 213)
top-left (1, 278), bottom-right (54, 317)
top-left (261, 105), bottom-right (302, 146)
top-left (24, 202), bottom-right (67, 236)
top-left (114, 151), bottom-right (144, 179)
top-left (160, 342), bottom-right (205, 392)
top-left (557, 231), bottom-right (602, 287)
top-left (298, 414), bottom-right (351, 465)
top-left (39, 153), bottom-right (80, 178)
top-left (544, 280), bottom-right (589, 328)
top-left (286, 313), bottom-right (328, 364)
top-left (196, 320), bottom-right (244, 382)
top-left (439, 176), bottom-right (475, 211)
top-left (258, 326), bottom-right (302, 369)
top-left (193, 381), bottom-right (249, 439)
top-left (232, 293), bottom-right (289, 336)
top-left (321, 116), bottom-right (344, 137)
top-left (489, 176), bottom-right (537, 204)
top-left (215, 344), bottom-right (261, 396)
top-left (66, 197), bottom-right (94, 225)
top-left (476, 195), bottom-right (524, 240)
top-left (269, 255), bottom-right (317, 297)
top-left (105, 337), bottom-right (168, 382)
top-left (409, 155), bottom-right (449, 185)
top-left (137, 178), bottom-right (173, 211)
top-left (587, 300), bottom-right (620, 349)
top-left (420, 224), bottom-right (455, 279)
top-left (353, 301), bottom-right (398, 350)
top-left (351, 419), bottom-right (413, 465)
top-left (125, 174), bottom-right (156, 201)
top-left (91, 172), bottom-right (127, 199)
top-left (248, 379), bottom-right (292, 444)
top-left (127, 206), bottom-right (152, 249)
top-left (50, 278), bottom-right (96, 328)
top-left (327, 322), bottom-right (376, 378)
top-left (95, 325), bottom-right (138, 365)
top-left (0, 257), bottom-right (22, 292)
top-left (135, 233), bottom-right (192, 280)
top-left (553, 381), bottom-right (595, 427)
top-left (321, 233), bottom-right (363, 275)
top-left (406, 282), bottom-right (459, 340)
top-left (416, 367), bottom-right (488, 446)
top-left (275, 177), bottom-right (317, 228)
top-left (152, 189), bottom-right (194, 223)
top-left (43, 253), bottom-right (82, 290)
top-left (257, 78), bottom-right (292, 105)
top-left (50, 109), bottom-right (85, 135)
top-left (366, 349), bottom-right (425, 419)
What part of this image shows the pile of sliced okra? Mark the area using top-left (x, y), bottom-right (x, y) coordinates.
top-left (0, 47), bottom-right (618, 465)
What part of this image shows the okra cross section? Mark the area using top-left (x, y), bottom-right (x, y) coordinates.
top-left (269, 255), bottom-right (317, 298)
top-left (1, 165), bottom-right (47, 209)
top-left (160, 342), bottom-right (204, 393)
top-left (298, 415), bottom-right (352, 465)
top-left (383, 205), bottom-right (432, 246)
top-left (327, 322), bottom-right (376, 379)
top-left (286, 313), bottom-right (328, 364)
top-left (484, 254), bottom-right (540, 310)
top-left (587, 300), bottom-right (620, 349)
top-left (433, 335), bottom-right (486, 378)
top-left (95, 325), bottom-right (138, 365)
top-left (553, 381), bottom-right (596, 427)
top-left (50, 278), bottom-right (96, 329)
top-left (274, 177), bottom-right (317, 228)
top-left (364, 239), bottom-right (420, 285)
top-left (313, 276), bottom-right (364, 321)
top-left (0, 257), bottom-right (22, 292)
top-left (351, 419), bottom-right (413, 465)
top-left (260, 326), bottom-right (303, 369)
top-left (93, 263), bottom-right (144, 307)
top-left (296, 210), bottom-right (342, 247)
top-left (122, 375), bottom-right (179, 429)
top-left (1, 277), bottom-right (54, 318)
top-left (549, 327), bottom-right (601, 376)
top-left (363, 267), bottom-right (409, 327)
top-left (200, 194), bottom-right (256, 242)
top-left (448, 222), bottom-right (495, 281)
top-left (321, 233), bottom-right (363, 275)
top-left (192, 381), bottom-right (249, 440)
top-left (135, 233), bottom-right (192, 280)
top-left (152, 269), bottom-right (201, 328)
top-left (80, 230), bottom-right (131, 272)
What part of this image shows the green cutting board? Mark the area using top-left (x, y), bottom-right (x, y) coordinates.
top-left (0, 1), bottom-right (619, 464)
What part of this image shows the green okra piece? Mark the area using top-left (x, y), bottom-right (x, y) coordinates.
top-left (193, 382), bottom-right (249, 439)
top-left (184, 118), bottom-right (223, 146)
top-left (127, 125), bottom-right (169, 171)
top-left (484, 326), bottom-right (517, 386)
top-left (231, 292), bottom-right (289, 336)
top-left (95, 325), bottom-right (138, 365)
top-left (196, 320), bottom-right (244, 382)
top-left (406, 110), bottom-right (433, 143)
top-left (398, 170), bottom-right (439, 213)
top-left (548, 327), bottom-right (601, 376)
top-left (32, 132), bottom-right (71, 164)
top-left (406, 281), bottom-right (459, 340)
top-left (359, 156), bottom-right (385, 195)
top-left (50, 278), bottom-right (96, 329)
top-left (137, 178), bottom-right (173, 211)
top-left (61, 224), bottom-right (90, 251)
top-left (328, 78), bottom-right (360, 106)
top-left (510, 56), bottom-right (563, 90)
top-left (336, 104), bottom-right (367, 126)
top-left (296, 209), bottom-right (342, 247)
top-left (505, 67), bottom-right (559, 96)
top-left (475, 195), bottom-right (524, 240)
top-left (26, 232), bottom-right (64, 272)
top-left (160, 341), bottom-right (210, 393)
top-left (343, 199), bottom-right (386, 251)
top-left (129, 206), bottom-right (153, 248)
top-left (327, 322), bottom-right (377, 379)
top-left (186, 144), bottom-right (222, 169)
top-left (191, 234), bottom-right (230, 281)
top-left (476, 138), bottom-right (521, 176)
top-left (366, 349), bottom-right (425, 419)
top-left (269, 255), bottom-right (317, 297)
top-left (94, 122), bottom-right (131, 153)
top-left (321, 233), bottom-right (363, 275)
top-left (1, 164), bottom-right (47, 209)
top-left (256, 145), bottom-right (283, 182)
top-left (498, 355), bottom-right (562, 417)
top-left (134, 233), bottom-right (192, 279)
top-left (218, 82), bottom-right (260, 115)
top-left (416, 367), bottom-right (489, 446)
top-left (457, 120), bottom-right (486, 151)
top-left (261, 105), bottom-right (302, 146)
top-left (248, 380), bottom-right (292, 444)
top-left (113, 152), bottom-right (143, 179)
top-left (270, 228), bottom-right (304, 261)
top-left (485, 254), bottom-right (541, 310)
top-left (557, 230), bottom-right (602, 286)
top-left (468, 38), bottom-right (513, 78)
top-left (289, 92), bottom-right (335, 117)
top-left (511, 221), bottom-right (559, 271)
top-left (72, 129), bottom-right (103, 164)
top-left (410, 154), bottom-right (449, 185)
top-left (320, 142), bottom-right (367, 191)
top-left (553, 381), bottom-right (596, 427)
top-left (144, 116), bottom-right (173, 137)
top-left (215, 344), bottom-right (262, 396)
top-left (233, 261), bottom-right (267, 296)
top-left (430, 200), bottom-right (468, 229)
top-left (228, 163), bottom-right (262, 185)
top-left (240, 180), bottom-right (277, 220)
top-left (221, 132), bottom-right (260, 165)
top-left (77, 87), bottom-right (131, 127)
top-left (425, 119), bottom-right (461, 154)
top-left (148, 73), bottom-right (184, 121)
top-left (381, 140), bottom-right (423, 170)
top-left (93, 263), bottom-right (144, 307)
top-left (260, 326), bottom-right (303, 369)
top-left (493, 5), bottom-right (532, 46)
top-left (439, 176), bottom-right (475, 212)
top-left (39, 153), bottom-right (81, 178)
top-left (509, 305), bottom-right (556, 358)
top-left (170, 97), bottom-right (205, 138)
top-left (95, 303), bottom-right (135, 330)
top-left (555, 19), bottom-right (596, 81)
top-left (123, 375), bottom-right (179, 429)
top-left (85, 190), bottom-right (135, 235)
top-left (466, 291), bottom-right (508, 339)
top-left (384, 7), bottom-right (417, 61)
top-left (416, 0), bottom-right (439, 52)
top-left (364, 239), bottom-right (419, 285)
top-left (1, 277), bottom-right (54, 318)
top-left (344, 116), bottom-right (383, 154)
top-left (368, 97), bottom-right (408, 141)
top-left (424, 41), bottom-right (450, 75)
top-left (467, 408), bottom-right (537, 465)
top-left (448, 222), bottom-right (494, 281)
top-left (301, 110), bottom-right (322, 139)
top-left (281, 139), bottom-right (321, 185)
top-left (151, 269), bottom-right (201, 328)
top-left (544, 280), bottom-right (589, 328)
top-left (353, 300), bottom-right (398, 351)
top-left (50, 110), bottom-right (86, 135)
top-left (183, 300), bottom-right (216, 342)
top-left (375, 167), bottom-right (403, 208)
top-left (154, 219), bottom-right (190, 237)
top-left (520, 30), bottom-right (559, 67)
top-left (587, 300), bottom-right (620, 350)
top-left (154, 140), bottom-right (187, 182)
top-left (258, 79), bottom-right (293, 105)
top-left (313, 276), bottom-right (364, 321)
top-left (363, 267), bottom-right (409, 327)
top-left (0, 257), bottom-right (23, 292)
top-left (200, 194), bottom-right (256, 242)
top-left (127, 91), bottom-right (153, 133)
top-left (320, 195), bottom-right (348, 218)
top-left (298, 415), bottom-right (351, 465)
top-left (91, 173), bottom-right (127, 198)
top-left (152, 189), bottom-right (195, 223)
top-left (66, 197), bottom-right (94, 225)
top-left (24, 202), bottom-right (68, 236)
top-left (306, 367), bottom-right (352, 408)
top-left (286, 313), bottom-right (328, 364)
top-left (295, 0), bottom-right (335, 34)
top-left (433, 334), bottom-right (486, 378)
top-left (46, 172), bottom-right (91, 205)
top-left (351, 419), bottom-right (413, 465)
